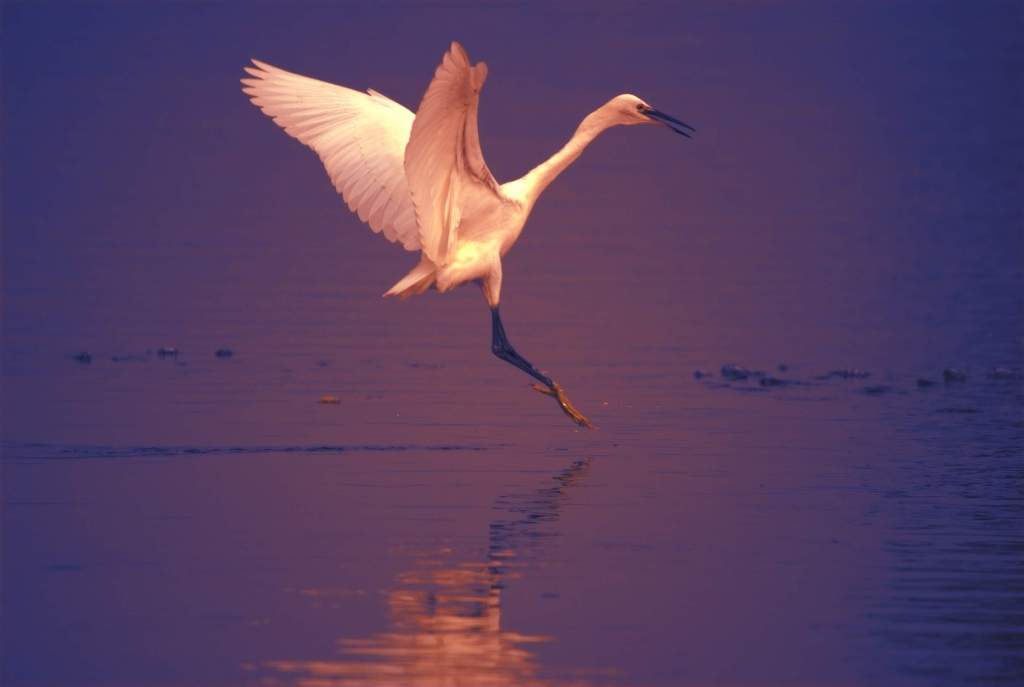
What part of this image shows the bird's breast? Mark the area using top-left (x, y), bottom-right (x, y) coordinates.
top-left (457, 196), bottom-right (528, 257)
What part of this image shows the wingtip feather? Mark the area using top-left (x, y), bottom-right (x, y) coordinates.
top-left (449, 41), bottom-right (469, 65)
top-left (472, 62), bottom-right (488, 89)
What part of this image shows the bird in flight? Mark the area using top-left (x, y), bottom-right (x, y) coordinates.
top-left (242, 42), bottom-right (692, 428)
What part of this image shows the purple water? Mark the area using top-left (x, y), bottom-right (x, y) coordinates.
top-left (3, 2), bottom-right (1022, 685)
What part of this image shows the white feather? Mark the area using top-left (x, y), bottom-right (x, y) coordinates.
top-left (403, 42), bottom-right (501, 267)
top-left (241, 59), bottom-right (419, 251)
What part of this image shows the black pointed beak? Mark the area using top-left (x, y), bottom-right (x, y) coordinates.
top-left (644, 108), bottom-right (696, 138)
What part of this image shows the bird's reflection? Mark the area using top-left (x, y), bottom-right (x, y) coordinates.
top-left (264, 459), bottom-right (592, 687)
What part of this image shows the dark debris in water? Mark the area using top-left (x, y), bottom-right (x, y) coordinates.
top-left (72, 352), bottom-right (92, 364)
top-left (943, 368), bottom-right (968, 383)
top-left (720, 364), bottom-right (751, 380)
top-left (988, 367), bottom-right (1020, 380)
top-left (214, 348), bottom-right (234, 358)
top-left (817, 369), bottom-right (871, 380)
top-left (157, 347), bottom-right (180, 358)
top-left (760, 376), bottom-right (801, 387)
top-left (111, 354), bottom-right (147, 363)
top-left (694, 360), bottom-right (1009, 398)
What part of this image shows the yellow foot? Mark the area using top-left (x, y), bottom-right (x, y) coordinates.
top-left (531, 382), bottom-right (594, 429)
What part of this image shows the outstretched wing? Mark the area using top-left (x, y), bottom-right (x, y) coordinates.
top-left (404, 42), bottom-right (501, 267)
top-left (242, 60), bottom-right (420, 251)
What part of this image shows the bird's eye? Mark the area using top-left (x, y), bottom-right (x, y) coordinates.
top-left (636, 103), bottom-right (644, 111)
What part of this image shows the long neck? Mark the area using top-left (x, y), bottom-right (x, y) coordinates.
top-left (518, 108), bottom-right (614, 207)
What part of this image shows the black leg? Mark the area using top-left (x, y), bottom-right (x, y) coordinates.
top-left (490, 307), bottom-right (554, 388)
top-left (487, 305), bottom-right (593, 428)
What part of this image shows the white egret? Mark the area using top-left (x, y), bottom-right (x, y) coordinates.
top-left (241, 42), bottom-right (693, 428)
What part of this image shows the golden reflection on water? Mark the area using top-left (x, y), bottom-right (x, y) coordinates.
top-left (264, 459), bottom-right (593, 687)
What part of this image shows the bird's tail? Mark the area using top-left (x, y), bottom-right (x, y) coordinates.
top-left (384, 257), bottom-right (436, 300)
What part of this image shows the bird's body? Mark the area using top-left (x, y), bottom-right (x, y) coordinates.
top-left (242, 42), bottom-right (692, 427)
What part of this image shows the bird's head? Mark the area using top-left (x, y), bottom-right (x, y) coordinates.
top-left (606, 94), bottom-right (695, 138)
